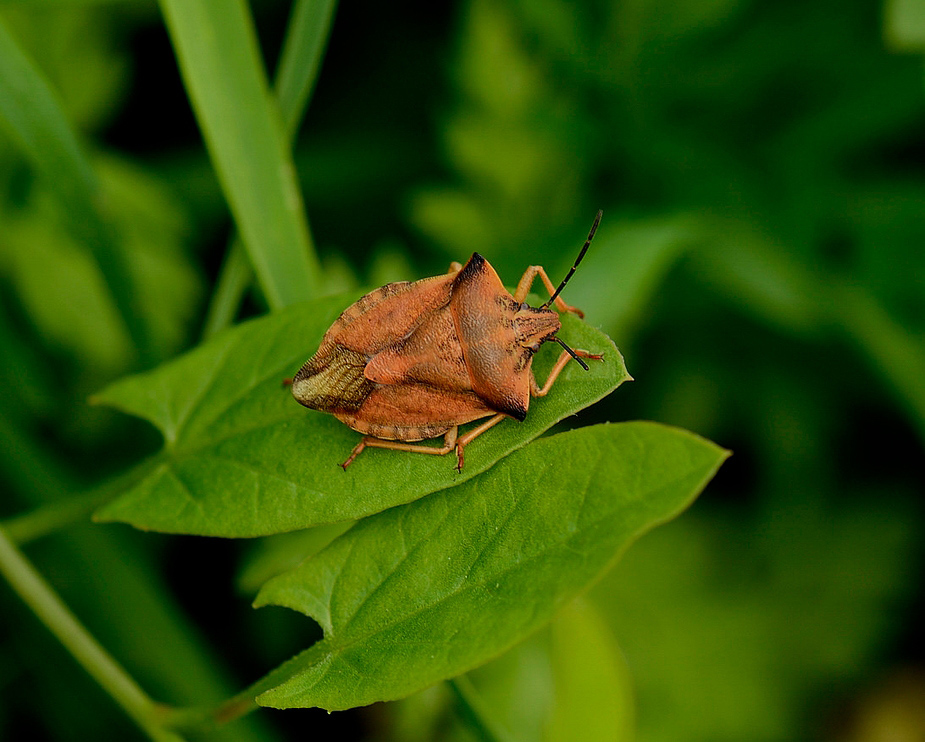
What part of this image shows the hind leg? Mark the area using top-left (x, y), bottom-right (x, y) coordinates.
top-left (341, 426), bottom-right (459, 469)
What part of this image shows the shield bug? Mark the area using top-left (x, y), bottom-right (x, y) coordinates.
top-left (291, 211), bottom-right (604, 470)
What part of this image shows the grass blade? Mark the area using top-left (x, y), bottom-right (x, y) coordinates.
top-left (158, 0), bottom-right (322, 309)
top-left (275, 0), bottom-right (339, 138)
top-left (201, 237), bottom-right (253, 339)
top-left (201, 0), bottom-right (339, 337)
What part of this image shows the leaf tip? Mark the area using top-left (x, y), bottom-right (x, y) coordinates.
top-left (90, 504), bottom-right (138, 530)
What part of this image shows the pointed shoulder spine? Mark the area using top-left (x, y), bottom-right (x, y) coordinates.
top-left (454, 253), bottom-right (487, 287)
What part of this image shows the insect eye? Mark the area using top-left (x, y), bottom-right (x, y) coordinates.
top-left (519, 302), bottom-right (530, 311)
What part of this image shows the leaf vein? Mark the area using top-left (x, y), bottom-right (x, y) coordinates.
top-left (338, 499), bottom-right (455, 632)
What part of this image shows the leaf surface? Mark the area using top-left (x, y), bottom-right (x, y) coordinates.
top-left (252, 422), bottom-right (727, 710)
top-left (93, 294), bottom-right (628, 536)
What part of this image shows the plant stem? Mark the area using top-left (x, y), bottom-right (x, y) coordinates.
top-left (0, 525), bottom-right (185, 742)
top-left (2, 488), bottom-right (116, 544)
top-left (275, 0), bottom-right (339, 138)
top-left (157, 693), bottom-right (259, 732)
top-left (202, 238), bottom-right (254, 339)
top-left (1, 458), bottom-right (162, 545)
top-left (158, 642), bottom-right (327, 731)
top-left (158, 652), bottom-right (300, 731)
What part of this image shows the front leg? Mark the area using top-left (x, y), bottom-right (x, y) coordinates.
top-left (513, 265), bottom-right (584, 317)
top-left (514, 210), bottom-right (602, 315)
top-left (530, 348), bottom-right (604, 397)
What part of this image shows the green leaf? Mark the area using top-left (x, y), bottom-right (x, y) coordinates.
top-left (92, 293), bottom-right (629, 536)
top-left (157, 0), bottom-right (321, 308)
top-left (201, 0), bottom-right (339, 339)
top-left (251, 422), bottom-right (727, 710)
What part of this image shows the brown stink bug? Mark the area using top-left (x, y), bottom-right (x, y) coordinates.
top-left (291, 210), bottom-right (605, 470)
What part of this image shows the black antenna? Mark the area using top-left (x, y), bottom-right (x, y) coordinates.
top-left (541, 209), bottom-right (602, 310)
top-left (553, 337), bottom-right (589, 371)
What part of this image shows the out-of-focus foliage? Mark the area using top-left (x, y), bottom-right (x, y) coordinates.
top-left (1, 0), bottom-right (923, 740)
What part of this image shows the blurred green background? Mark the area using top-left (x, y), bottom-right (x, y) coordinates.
top-left (1, 0), bottom-right (924, 740)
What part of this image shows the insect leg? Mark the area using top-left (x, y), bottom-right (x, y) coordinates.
top-left (513, 266), bottom-right (584, 317)
top-left (341, 439), bottom-right (368, 469)
top-left (454, 413), bottom-right (507, 471)
top-left (340, 427), bottom-right (460, 469)
top-left (514, 212), bottom-right (601, 314)
top-left (447, 261), bottom-right (463, 275)
top-left (530, 348), bottom-right (603, 397)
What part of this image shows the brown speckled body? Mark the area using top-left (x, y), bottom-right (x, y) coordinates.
top-left (291, 253), bottom-right (561, 441)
